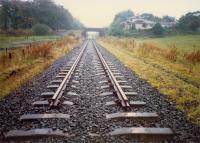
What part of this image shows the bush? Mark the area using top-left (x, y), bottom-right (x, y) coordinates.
top-left (152, 23), bottom-right (164, 35)
top-left (32, 24), bottom-right (51, 36)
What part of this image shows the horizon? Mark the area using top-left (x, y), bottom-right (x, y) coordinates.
top-left (53, 0), bottom-right (200, 28)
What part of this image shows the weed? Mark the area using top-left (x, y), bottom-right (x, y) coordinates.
top-left (165, 45), bottom-right (178, 62)
top-left (184, 50), bottom-right (200, 73)
top-left (184, 50), bottom-right (200, 64)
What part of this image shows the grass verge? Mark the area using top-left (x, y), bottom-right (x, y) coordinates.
top-left (0, 36), bottom-right (80, 98)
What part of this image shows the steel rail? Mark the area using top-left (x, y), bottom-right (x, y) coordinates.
top-left (92, 40), bottom-right (130, 108)
top-left (49, 40), bottom-right (89, 107)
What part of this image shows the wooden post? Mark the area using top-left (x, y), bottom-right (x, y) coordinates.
top-left (22, 49), bottom-right (25, 57)
top-left (9, 52), bottom-right (12, 59)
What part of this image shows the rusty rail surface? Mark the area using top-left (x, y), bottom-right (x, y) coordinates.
top-left (92, 40), bottom-right (130, 108)
top-left (49, 40), bottom-right (88, 107)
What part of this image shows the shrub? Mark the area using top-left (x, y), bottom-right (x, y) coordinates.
top-left (32, 24), bottom-right (51, 36)
top-left (152, 23), bottom-right (164, 35)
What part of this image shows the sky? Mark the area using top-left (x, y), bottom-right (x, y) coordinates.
top-left (54, 0), bottom-right (200, 28)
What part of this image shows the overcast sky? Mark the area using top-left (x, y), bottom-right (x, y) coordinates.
top-left (53, 0), bottom-right (200, 28)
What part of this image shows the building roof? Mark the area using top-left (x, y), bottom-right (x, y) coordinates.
top-left (128, 18), bottom-right (155, 24)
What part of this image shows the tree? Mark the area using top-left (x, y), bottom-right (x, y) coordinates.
top-left (152, 23), bottom-right (164, 35)
top-left (32, 0), bottom-right (74, 30)
top-left (109, 10), bottom-right (134, 36)
top-left (72, 18), bottom-right (84, 29)
top-left (32, 23), bottom-right (51, 35)
top-left (10, 0), bottom-right (33, 29)
top-left (140, 13), bottom-right (162, 22)
top-left (178, 11), bottom-right (200, 32)
top-left (0, 0), bottom-right (11, 31)
top-left (162, 15), bottom-right (175, 22)
top-left (0, 0), bottom-right (81, 32)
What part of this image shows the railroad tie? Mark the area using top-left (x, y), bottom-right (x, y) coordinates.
top-left (106, 112), bottom-right (159, 121)
top-left (108, 127), bottom-right (173, 140)
top-left (100, 85), bottom-right (110, 89)
top-left (124, 92), bottom-right (138, 96)
top-left (47, 84), bottom-right (60, 90)
top-left (20, 113), bottom-right (70, 121)
top-left (58, 72), bottom-right (68, 76)
top-left (60, 69), bottom-right (69, 72)
top-left (113, 73), bottom-right (121, 76)
top-left (56, 75), bottom-right (66, 78)
top-left (99, 80), bottom-right (109, 84)
top-left (117, 80), bottom-right (128, 84)
top-left (106, 101), bottom-right (146, 107)
top-left (33, 100), bottom-right (73, 107)
top-left (100, 92), bottom-right (113, 96)
top-left (51, 80), bottom-right (63, 84)
top-left (120, 85), bottom-right (132, 89)
top-left (40, 92), bottom-right (55, 98)
top-left (6, 128), bottom-right (69, 140)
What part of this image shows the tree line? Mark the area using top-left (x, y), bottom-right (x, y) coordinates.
top-left (109, 10), bottom-right (200, 36)
top-left (0, 0), bottom-right (83, 33)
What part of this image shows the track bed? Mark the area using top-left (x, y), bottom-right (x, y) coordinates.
top-left (0, 40), bottom-right (199, 143)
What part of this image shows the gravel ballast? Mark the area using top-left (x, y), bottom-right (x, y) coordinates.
top-left (0, 40), bottom-right (199, 143)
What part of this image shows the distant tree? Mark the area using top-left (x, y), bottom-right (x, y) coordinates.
top-left (32, 23), bottom-right (51, 35)
top-left (10, 0), bottom-right (33, 29)
top-left (72, 18), bottom-right (84, 29)
top-left (109, 10), bottom-right (134, 36)
top-left (109, 24), bottom-right (124, 36)
top-left (0, 0), bottom-right (11, 31)
top-left (162, 15), bottom-right (175, 22)
top-left (178, 11), bottom-right (200, 32)
top-left (152, 23), bottom-right (164, 35)
top-left (140, 13), bottom-right (162, 22)
top-left (113, 10), bottom-right (134, 24)
top-left (32, 0), bottom-right (74, 30)
top-left (0, 0), bottom-right (80, 32)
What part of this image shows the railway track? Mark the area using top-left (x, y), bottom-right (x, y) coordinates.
top-left (4, 39), bottom-right (174, 142)
top-left (93, 40), bottom-right (173, 141)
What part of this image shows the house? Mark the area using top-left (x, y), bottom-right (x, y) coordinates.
top-left (121, 16), bottom-right (175, 31)
top-left (121, 17), bottom-right (156, 30)
top-left (160, 22), bottom-right (176, 28)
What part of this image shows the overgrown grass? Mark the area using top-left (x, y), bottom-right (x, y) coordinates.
top-left (0, 36), bottom-right (80, 98)
top-left (98, 35), bottom-right (200, 125)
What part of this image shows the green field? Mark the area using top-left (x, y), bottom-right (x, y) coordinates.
top-left (137, 35), bottom-right (200, 51)
top-left (0, 35), bottom-right (62, 49)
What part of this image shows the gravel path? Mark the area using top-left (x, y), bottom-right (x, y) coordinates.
top-left (0, 40), bottom-right (199, 143)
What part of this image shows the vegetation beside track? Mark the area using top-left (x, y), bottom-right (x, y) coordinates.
top-left (0, 36), bottom-right (80, 98)
top-left (98, 35), bottom-right (200, 125)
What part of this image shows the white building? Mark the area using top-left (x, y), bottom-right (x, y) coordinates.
top-left (121, 16), bottom-right (175, 31)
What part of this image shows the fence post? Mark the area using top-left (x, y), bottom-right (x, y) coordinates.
top-left (22, 49), bottom-right (25, 57)
top-left (9, 52), bottom-right (12, 59)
